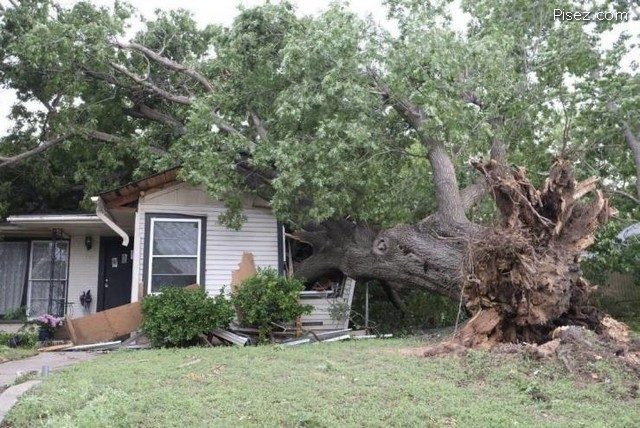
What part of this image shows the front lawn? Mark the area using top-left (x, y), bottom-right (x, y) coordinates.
top-left (0, 346), bottom-right (37, 364)
top-left (4, 339), bottom-right (639, 427)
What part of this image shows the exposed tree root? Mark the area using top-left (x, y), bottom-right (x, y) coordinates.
top-left (419, 159), bottom-right (634, 364)
top-left (296, 158), bottom-right (629, 364)
top-left (407, 322), bottom-right (640, 383)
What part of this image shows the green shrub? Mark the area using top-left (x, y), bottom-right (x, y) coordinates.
top-left (0, 327), bottom-right (38, 349)
top-left (232, 268), bottom-right (312, 342)
top-left (350, 280), bottom-right (460, 335)
top-left (141, 286), bottom-right (234, 347)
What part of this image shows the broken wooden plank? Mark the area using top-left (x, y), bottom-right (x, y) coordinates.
top-left (229, 327), bottom-right (260, 334)
top-left (65, 340), bottom-right (122, 351)
top-left (211, 329), bottom-right (249, 346)
top-left (65, 302), bottom-right (142, 345)
top-left (37, 342), bottom-right (73, 352)
top-left (123, 344), bottom-right (150, 350)
top-left (199, 334), bottom-right (214, 347)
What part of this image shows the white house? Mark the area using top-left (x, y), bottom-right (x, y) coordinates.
top-left (0, 167), bottom-right (353, 332)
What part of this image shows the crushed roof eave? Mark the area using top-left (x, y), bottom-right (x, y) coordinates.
top-left (97, 166), bottom-right (181, 208)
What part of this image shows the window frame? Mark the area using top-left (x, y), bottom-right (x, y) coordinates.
top-left (0, 239), bottom-right (31, 320)
top-left (145, 215), bottom-right (206, 295)
top-left (26, 239), bottom-right (70, 318)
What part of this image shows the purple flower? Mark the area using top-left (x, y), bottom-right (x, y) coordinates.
top-left (36, 314), bottom-right (63, 328)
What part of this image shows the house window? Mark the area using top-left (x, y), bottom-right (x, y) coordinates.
top-left (27, 240), bottom-right (69, 317)
top-left (0, 242), bottom-right (29, 317)
top-left (148, 218), bottom-right (203, 293)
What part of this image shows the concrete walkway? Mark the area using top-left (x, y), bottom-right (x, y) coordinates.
top-left (0, 380), bottom-right (41, 421)
top-left (0, 351), bottom-right (94, 387)
top-left (0, 351), bottom-right (95, 423)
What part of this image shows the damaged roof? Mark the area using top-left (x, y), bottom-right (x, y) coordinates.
top-left (98, 166), bottom-right (180, 208)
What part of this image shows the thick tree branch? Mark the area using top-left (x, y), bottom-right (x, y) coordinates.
top-left (612, 189), bottom-right (640, 204)
top-left (0, 127), bottom-right (171, 170)
top-left (249, 111), bottom-right (268, 141)
top-left (124, 104), bottom-right (185, 132)
top-left (607, 101), bottom-right (640, 201)
top-left (211, 112), bottom-right (243, 135)
top-left (0, 135), bottom-right (68, 168)
top-left (109, 62), bottom-right (193, 105)
top-left (368, 71), bottom-right (466, 222)
top-left (87, 130), bottom-right (127, 143)
top-left (112, 40), bottom-right (215, 93)
top-left (622, 121), bottom-right (640, 201)
top-left (88, 130), bottom-right (167, 155)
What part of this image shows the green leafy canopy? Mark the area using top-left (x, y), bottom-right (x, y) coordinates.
top-left (0, 0), bottom-right (637, 233)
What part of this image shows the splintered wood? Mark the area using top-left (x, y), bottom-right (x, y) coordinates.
top-left (422, 159), bottom-right (627, 358)
top-left (65, 302), bottom-right (143, 345)
top-left (231, 251), bottom-right (257, 293)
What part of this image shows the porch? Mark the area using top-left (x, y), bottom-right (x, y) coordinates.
top-left (0, 213), bottom-right (134, 323)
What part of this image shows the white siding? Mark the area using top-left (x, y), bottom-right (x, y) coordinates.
top-left (67, 234), bottom-right (100, 316)
top-left (133, 183), bottom-right (279, 299)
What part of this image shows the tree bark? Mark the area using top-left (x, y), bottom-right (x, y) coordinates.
top-left (622, 122), bottom-right (640, 201)
top-left (295, 159), bottom-right (616, 347)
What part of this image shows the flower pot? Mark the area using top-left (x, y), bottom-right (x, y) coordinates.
top-left (38, 326), bottom-right (53, 342)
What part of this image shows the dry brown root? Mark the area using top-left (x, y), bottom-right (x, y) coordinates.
top-left (526, 324), bottom-right (640, 378)
top-left (418, 321), bottom-right (640, 382)
top-left (421, 159), bottom-right (629, 359)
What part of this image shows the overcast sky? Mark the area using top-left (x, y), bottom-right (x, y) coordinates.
top-left (0, 0), bottom-right (637, 136)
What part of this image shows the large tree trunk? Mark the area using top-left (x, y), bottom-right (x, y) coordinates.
top-left (295, 159), bottom-right (617, 348)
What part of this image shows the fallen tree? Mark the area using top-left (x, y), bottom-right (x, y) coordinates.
top-left (2, 1), bottom-right (638, 357)
top-left (294, 156), bottom-right (624, 348)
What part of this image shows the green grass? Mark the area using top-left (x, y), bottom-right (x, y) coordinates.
top-left (0, 346), bottom-right (37, 363)
top-left (4, 339), bottom-right (639, 427)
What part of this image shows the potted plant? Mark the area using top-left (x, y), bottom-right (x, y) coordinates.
top-left (35, 314), bottom-right (63, 342)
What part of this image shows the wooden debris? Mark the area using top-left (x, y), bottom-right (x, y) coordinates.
top-left (37, 342), bottom-right (73, 352)
top-left (65, 302), bottom-right (143, 345)
top-left (65, 340), bottom-right (122, 351)
top-left (230, 327), bottom-right (260, 335)
top-left (230, 252), bottom-right (257, 293)
top-left (351, 334), bottom-right (393, 340)
top-left (278, 330), bottom-right (392, 346)
top-left (321, 334), bottom-right (350, 343)
top-left (120, 331), bottom-right (151, 349)
top-left (199, 334), bottom-right (214, 347)
top-left (211, 329), bottom-right (249, 346)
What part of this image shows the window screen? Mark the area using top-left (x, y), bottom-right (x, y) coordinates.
top-left (148, 218), bottom-right (202, 293)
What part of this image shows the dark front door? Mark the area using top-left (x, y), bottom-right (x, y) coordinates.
top-left (99, 237), bottom-right (133, 311)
